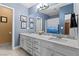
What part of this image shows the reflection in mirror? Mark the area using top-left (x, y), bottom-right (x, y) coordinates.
top-left (37, 3), bottom-right (78, 39)
top-left (37, 3), bottom-right (61, 35)
top-left (64, 13), bottom-right (78, 39)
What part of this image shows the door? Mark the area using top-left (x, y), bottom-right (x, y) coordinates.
top-left (64, 22), bottom-right (70, 35)
top-left (0, 5), bottom-right (12, 44)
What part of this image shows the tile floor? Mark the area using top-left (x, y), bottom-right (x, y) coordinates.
top-left (0, 43), bottom-right (30, 56)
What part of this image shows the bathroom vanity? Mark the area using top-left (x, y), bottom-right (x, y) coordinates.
top-left (20, 33), bottom-right (79, 56)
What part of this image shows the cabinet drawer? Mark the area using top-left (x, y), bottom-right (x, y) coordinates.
top-left (26, 43), bottom-right (33, 49)
top-left (26, 47), bottom-right (32, 55)
top-left (26, 40), bottom-right (32, 43)
top-left (33, 46), bottom-right (40, 53)
top-left (25, 43), bottom-right (32, 47)
top-left (20, 35), bottom-right (26, 39)
top-left (26, 37), bottom-right (32, 42)
top-left (33, 52), bottom-right (40, 56)
top-left (33, 39), bottom-right (40, 45)
top-left (25, 40), bottom-right (32, 46)
top-left (26, 38), bottom-right (32, 43)
top-left (41, 40), bottom-right (54, 48)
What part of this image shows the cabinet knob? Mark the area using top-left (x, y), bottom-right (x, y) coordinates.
top-left (9, 32), bottom-right (12, 34)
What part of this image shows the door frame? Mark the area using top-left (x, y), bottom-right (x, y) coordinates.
top-left (0, 4), bottom-right (15, 49)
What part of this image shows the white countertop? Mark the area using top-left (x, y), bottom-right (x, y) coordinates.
top-left (20, 33), bottom-right (79, 49)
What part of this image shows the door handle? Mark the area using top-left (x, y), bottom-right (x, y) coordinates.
top-left (9, 32), bottom-right (12, 34)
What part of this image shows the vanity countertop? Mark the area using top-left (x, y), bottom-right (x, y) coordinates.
top-left (20, 33), bottom-right (79, 49)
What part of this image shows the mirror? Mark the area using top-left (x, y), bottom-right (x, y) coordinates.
top-left (37, 3), bottom-right (78, 39)
top-left (38, 3), bottom-right (61, 35)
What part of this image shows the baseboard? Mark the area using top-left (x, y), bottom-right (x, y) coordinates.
top-left (0, 42), bottom-right (11, 46)
top-left (0, 42), bottom-right (20, 50)
top-left (13, 45), bottom-right (20, 49)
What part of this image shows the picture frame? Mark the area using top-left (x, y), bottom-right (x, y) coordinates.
top-left (20, 15), bottom-right (27, 22)
top-left (0, 16), bottom-right (7, 23)
top-left (21, 21), bottom-right (27, 29)
top-left (29, 17), bottom-right (34, 23)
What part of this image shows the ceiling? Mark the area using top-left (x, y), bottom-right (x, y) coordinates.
top-left (39, 3), bottom-right (70, 17)
top-left (21, 3), bottom-right (37, 8)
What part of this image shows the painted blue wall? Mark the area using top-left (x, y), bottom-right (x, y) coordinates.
top-left (59, 4), bottom-right (73, 34)
top-left (2, 3), bottom-right (28, 47)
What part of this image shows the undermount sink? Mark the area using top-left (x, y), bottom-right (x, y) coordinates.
top-left (40, 35), bottom-right (64, 40)
top-left (48, 37), bottom-right (68, 43)
top-left (61, 38), bottom-right (72, 40)
top-left (40, 35), bottom-right (57, 39)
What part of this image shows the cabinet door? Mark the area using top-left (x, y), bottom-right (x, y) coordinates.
top-left (33, 51), bottom-right (40, 56)
top-left (46, 49), bottom-right (63, 56)
top-left (20, 37), bottom-right (24, 48)
top-left (23, 38), bottom-right (28, 50)
top-left (41, 47), bottom-right (55, 56)
top-left (53, 52), bottom-right (63, 56)
top-left (40, 47), bottom-right (47, 56)
top-left (20, 35), bottom-right (25, 49)
top-left (41, 46), bottom-right (63, 56)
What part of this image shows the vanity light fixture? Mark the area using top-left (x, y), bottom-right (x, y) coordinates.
top-left (37, 3), bottom-right (49, 11)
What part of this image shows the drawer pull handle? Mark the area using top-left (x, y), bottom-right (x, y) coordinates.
top-left (34, 47), bottom-right (38, 49)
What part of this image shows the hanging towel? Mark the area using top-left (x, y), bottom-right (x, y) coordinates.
top-left (70, 13), bottom-right (78, 28)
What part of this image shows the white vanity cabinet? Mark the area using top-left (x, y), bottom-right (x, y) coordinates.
top-left (20, 33), bottom-right (79, 56)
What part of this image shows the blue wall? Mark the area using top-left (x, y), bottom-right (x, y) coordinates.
top-left (2, 3), bottom-right (28, 47)
top-left (59, 4), bottom-right (73, 34)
